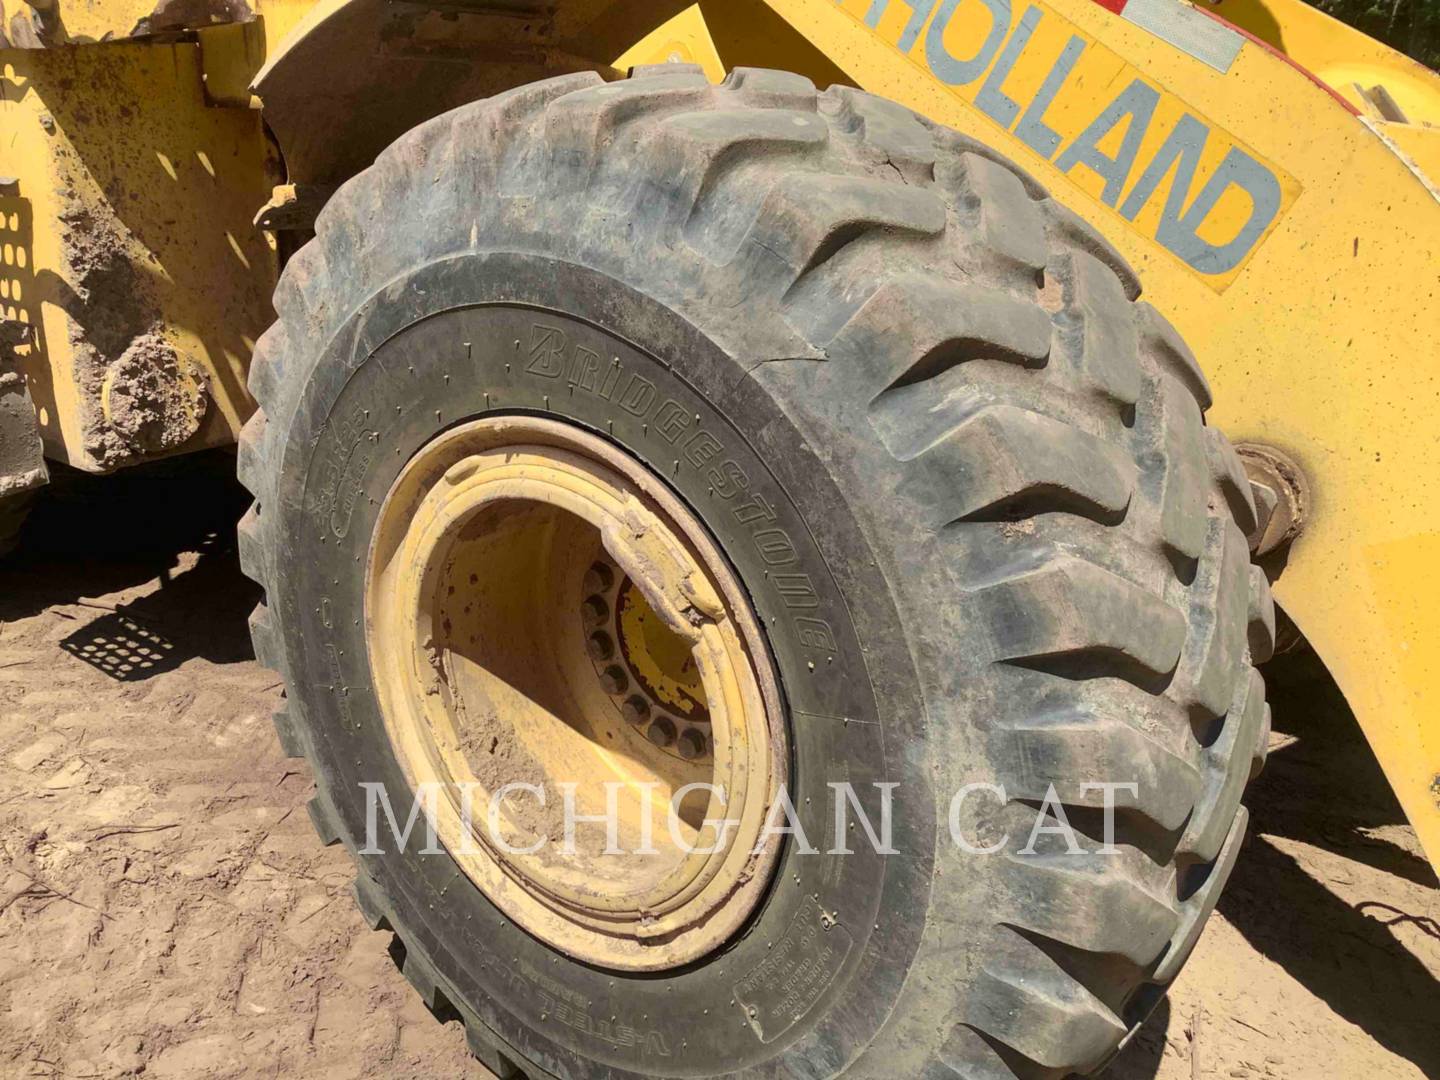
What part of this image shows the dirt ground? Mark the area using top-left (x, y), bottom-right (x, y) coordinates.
top-left (1, 460), bottom-right (1436, 1080)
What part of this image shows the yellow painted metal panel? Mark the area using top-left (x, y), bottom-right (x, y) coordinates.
top-left (1373, 119), bottom-right (1440, 190)
top-left (0, 42), bottom-right (278, 471)
top-left (0, 0), bottom-right (316, 57)
top-left (614, 4), bottom-right (728, 82)
top-left (1212, 0), bottom-right (1440, 124)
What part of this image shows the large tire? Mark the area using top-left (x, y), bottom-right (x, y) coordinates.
top-left (239, 66), bottom-right (1276, 1079)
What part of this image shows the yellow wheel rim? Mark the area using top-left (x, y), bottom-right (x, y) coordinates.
top-left (366, 416), bottom-right (786, 971)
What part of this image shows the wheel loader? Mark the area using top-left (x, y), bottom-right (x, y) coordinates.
top-left (1, 0), bottom-right (1436, 1076)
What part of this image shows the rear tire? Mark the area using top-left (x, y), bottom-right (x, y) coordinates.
top-left (239, 65), bottom-right (1275, 1079)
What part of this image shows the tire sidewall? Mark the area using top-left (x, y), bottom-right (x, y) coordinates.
top-left (271, 252), bottom-right (936, 1079)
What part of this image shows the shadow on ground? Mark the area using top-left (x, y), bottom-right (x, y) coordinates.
top-left (1215, 647), bottom-right (1439, 1076)
top-left (0, 451), bottom-right (258, 674)
top-left (1110, 644), bottom-right (1439, 1078)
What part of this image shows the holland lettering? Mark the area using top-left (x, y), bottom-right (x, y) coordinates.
top-left (851, 0), bottom-right (1288, 277)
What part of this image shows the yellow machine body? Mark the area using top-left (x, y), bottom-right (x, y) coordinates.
top-left (2, 0), bottom-right (1438, 868)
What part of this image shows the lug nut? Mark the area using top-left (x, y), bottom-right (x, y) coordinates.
top-left (677, 728), bottom-right (707, 760)
top-left (587, 631), bottom-right (614, 662)
top-left (600, 665), bottom-right (629, 695)
top-left (647, 716), bottom-right (677, 748)
top-left (621, 695), bottom-right (650, 724)
top-left (582, 595), bottom-right (610, 624)
top-left (584, 562), bottom-right (615, 595)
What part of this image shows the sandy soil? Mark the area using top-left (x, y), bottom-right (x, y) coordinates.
top-left (1, 459), bottom-right (1435, 1080)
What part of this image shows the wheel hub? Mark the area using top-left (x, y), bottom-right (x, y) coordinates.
top-left (581, 552), bottom-right (715, 764)
top-left (365, 416), bottom-right (786, 971)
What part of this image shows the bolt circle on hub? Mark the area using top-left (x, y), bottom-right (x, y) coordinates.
top-left (580, 553), bottom-right (718, 765)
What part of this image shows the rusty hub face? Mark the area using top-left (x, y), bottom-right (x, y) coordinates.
top-left (365, 416), bottom-right (787, 971)
top-left (1238, 443), bottom-right (1311, 557)
top-left (581, 552), bottom-right (715, 765)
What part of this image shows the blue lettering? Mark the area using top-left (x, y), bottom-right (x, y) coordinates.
top-left (926, 0), bottom-right (1012, 86)
top-left (1054, 79), bottom-right (1159, 205)
top-left (975, 5), bottom-right (1044, 128)
top-left (1119, 113), bottom-right (1208, 222)
top-left (1120, 117), bottom-right (1281, 273)
top-left (1160, 148), bottom-right (1282, 274)
top-left (1014, 34), bottom-right (1086, 159)
top-left (853, 0), bottom-right (1284, 277)
top-left (865, 0), bottom-right (941, 51)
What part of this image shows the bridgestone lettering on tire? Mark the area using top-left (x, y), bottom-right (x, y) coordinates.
top-left (238, 65), bottom-right (1274, 1079)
